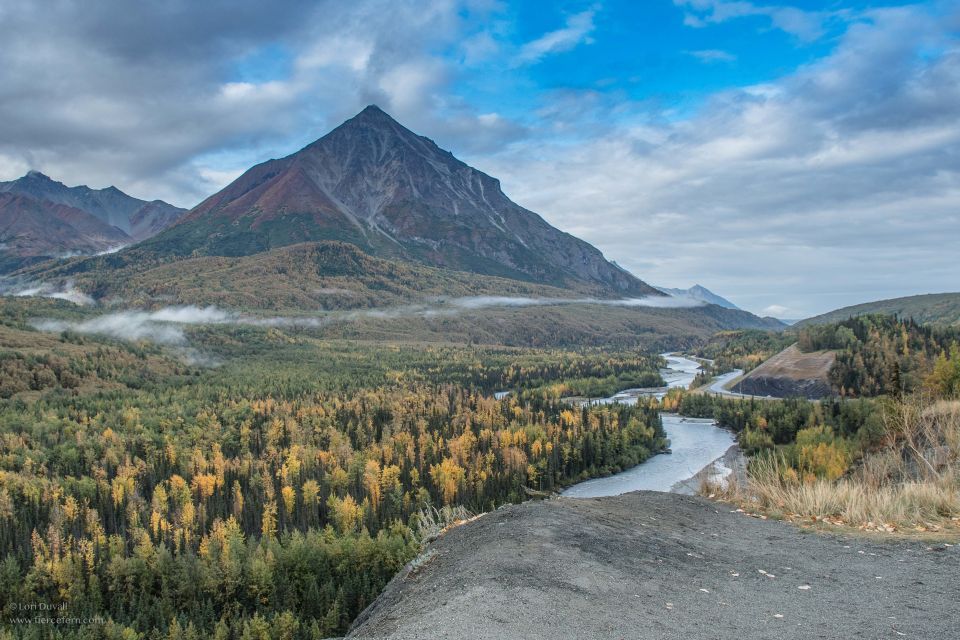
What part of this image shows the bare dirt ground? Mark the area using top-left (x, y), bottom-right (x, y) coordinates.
top-left (744, 344), bottom-right (836, 379)
top-left (348, 492), bottom-right (959, 640)
top-left (734, 344), bottom-right (836, 398)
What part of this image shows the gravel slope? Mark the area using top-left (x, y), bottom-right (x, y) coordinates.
top-left (348, 492), bottom-right (959, 640)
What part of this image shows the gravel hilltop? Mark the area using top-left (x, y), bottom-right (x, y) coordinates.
top-left (348, 492), bottom-right (959, 640)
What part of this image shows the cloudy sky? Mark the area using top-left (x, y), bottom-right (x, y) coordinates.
top-left (1, 0), bottom-right (957, 318)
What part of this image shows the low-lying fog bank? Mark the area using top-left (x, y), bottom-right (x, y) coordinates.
top-left (22, 294), bottom-right (706, 345)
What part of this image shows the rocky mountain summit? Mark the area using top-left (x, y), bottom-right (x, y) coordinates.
top-left (152, 105), bottom-right (658, 296)
top-left (656, 283), bottom-right (740, 309)
top-left (0, 192), bottom-right (131, 271)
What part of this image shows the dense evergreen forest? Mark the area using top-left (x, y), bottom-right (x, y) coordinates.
top-left (0, 301), bottom-right (666, 639)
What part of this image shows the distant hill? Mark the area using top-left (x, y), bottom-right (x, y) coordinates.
top-left (11, 239), bottom-right (784, 347)
top-left (0, 170), bottom-right (185, 245)
top-left (655, 284), bottom-right (739, 309)
top-left (141, 105), bottom-right (657, 297)
top-left (0, 193), bottom-right (131, 271)
top-left (799, 293), bottom-right (960, 327)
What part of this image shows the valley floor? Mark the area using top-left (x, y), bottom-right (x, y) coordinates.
top-left (348, 492), bottom-right (959, 640)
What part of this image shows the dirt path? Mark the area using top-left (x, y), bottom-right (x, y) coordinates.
top-left (348, 492), bottom-right (959, 640)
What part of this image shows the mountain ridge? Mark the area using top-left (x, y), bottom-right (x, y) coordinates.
top-left (0, 192), bottom-right (131, 272)
top-left (0, 171), bottom-right (185, 242)
top-left (655, 284), bottom-right (740, 309)
top-left (799, 292), bottom-right (960, 327)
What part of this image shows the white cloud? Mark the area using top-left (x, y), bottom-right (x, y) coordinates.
top-left (4, 280), bottom-right (95, 306)
top-left (673, 0), bottom-right (845, 41)
top-left (515, 8), bottom-right (597, 65)
top-left (0, 0), bottom-right (521, 206)
top-left (687, 49), bottom-right (737, 63)
top-left (444, 295), bottom-right (702, 309)
top-left (761, 304), bottom-right (790, 317)
top-left (32, 306), bottom-right (232, 345)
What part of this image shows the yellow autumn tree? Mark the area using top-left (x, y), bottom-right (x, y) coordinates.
top-left (363, 460), bottom-right (382, 508)
top-left (327, 494), bottom-right (364, 534)
top-left (281, 485), bottom-right (296, 517)
top-left (429, 459), bottom-right (465, 505)
top-left (261, 501), bottom-right (278, 539)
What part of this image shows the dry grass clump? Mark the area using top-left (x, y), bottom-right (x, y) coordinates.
top-left (723, 397), bottom-right (960, 535)
top-left (415, 504), bottom-right (476, 543)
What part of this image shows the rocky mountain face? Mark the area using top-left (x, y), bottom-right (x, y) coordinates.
top-left (152, 105), bottom-right (659, 296)
top-left (0, 171), bottom-right (185, 242)
top-left (0, 193), bottom-right (131, 271)
top-left (656, 284), bottom-right (740, 309)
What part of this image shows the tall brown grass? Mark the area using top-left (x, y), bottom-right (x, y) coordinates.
top-left (723, 398), bottom-right (960, 533)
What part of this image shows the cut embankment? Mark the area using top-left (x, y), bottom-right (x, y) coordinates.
top-left (733, 344), bottom-right (835, 399)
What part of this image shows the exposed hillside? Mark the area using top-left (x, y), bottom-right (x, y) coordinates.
top-left (0, 170), bottom-right (185, 241)
top-left (656, 283), bottom-right (740, 309)
top-left (732, 344), bottom-right (835, 399)
top-left (693, 329), bottom-right (797, 374)
top-left (0, 192), bottom-right (131, 271)
top-left (140, 105), bottom-right (657, 296)
top-left (800, 292), bottom-right (960, 327)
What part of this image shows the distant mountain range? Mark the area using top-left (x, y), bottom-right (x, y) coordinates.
top-left (0, 171), bottom-right (185, 270)
top-left (7, 106), bottom-right (786, 342)
top-left (799, 292), bottom-right (960, 327)
top-left (0, 193), bottom-right (130, 271)
top-left (655, 284), bottom-right (739, 309)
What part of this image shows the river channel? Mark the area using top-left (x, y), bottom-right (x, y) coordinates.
top-left (562, 354), bottom-right (735, 497)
